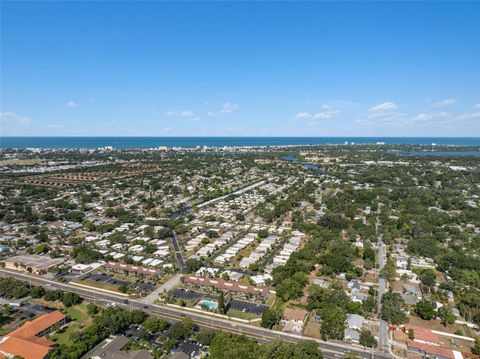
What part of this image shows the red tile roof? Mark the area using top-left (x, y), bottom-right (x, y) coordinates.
top-left (404, 325), bottom-right (441, 345)
top-left (0, 310), bottom-right (66, 359)
top-left (184, 276), bottom-right (269, 296)
top-left (0, 337), bottom-right (52, 359)
top-left (407, 341), bottom-right (457, 359)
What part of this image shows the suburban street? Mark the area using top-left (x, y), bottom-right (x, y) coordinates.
top-left (377, 235), bottom-right (389, 352)
top-left (196, 180), bottom-right (266, 209)
top-left (139, 273), bottom-right (182, 305)
top-left (376, 202), bottom-right (390, 353)
top-left (0, 268), bottom-right (393, 359)
top-left (171, 230), bottom-right (185, 273)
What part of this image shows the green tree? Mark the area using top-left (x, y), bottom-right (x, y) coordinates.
top-left (169, 318), bottom-right (194, 340)
top-left (380, 257), bottom-right (397, 282)
top-left (62, 292), bottom-right (82, 307)
top-left (30, 286), bottom-right (46, 299)
top-left (218, 292), bottom-right (226, 314)
top-left (419, 269), bottom-right (436, 288)
top-left (437, 306), bottom-right (456, 326)
top-left (472, 337), bottom-right (480, 355)
top-left (293, 340), bottom-right (323, 359)
top-left (415, 300), bottom-right (436, 320)
top-left (320, 306), bottom-right (346, 340)
top-left (143, 317), bottom-right (168, 334)
top-left (196, 330), bottom-right (216, 346)
top-left (381, 292), bottom-right (407, 325)
top-left (359, 329), bottom-right (377, 348)
top-left (261, 308), bottom-right (282, 329)
top-left (87, 303), bottom-right (99, 316)
top-left (258, 229), bottom-right (269, 238)
top-left (71, 245), bottom-right (102, 264)
top-left (185, 258), bottom-right (203, 273)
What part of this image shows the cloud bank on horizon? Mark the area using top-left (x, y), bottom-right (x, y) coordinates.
top-left (1, 1), bottom-right (479, 137)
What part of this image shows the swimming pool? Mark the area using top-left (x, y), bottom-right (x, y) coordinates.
top-left (199, 300), bottom-right (218, 310)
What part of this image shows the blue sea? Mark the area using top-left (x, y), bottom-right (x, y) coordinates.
top-left (1, 137), bottom-right (480, 149)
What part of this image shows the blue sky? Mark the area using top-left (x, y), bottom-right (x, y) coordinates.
top-left (1, 1), bottom-right (479, 137)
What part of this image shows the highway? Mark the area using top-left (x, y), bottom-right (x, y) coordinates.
top-left (0, 269), bottom-right (392, 359)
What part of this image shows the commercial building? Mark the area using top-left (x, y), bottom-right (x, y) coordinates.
top-left (1, 255), bottom-right (66, 274)
top-left (0, 310), bottom-right (66, 359)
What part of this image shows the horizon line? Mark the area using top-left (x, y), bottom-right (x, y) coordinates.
top-left (2, 135), bottom-right (480, 139)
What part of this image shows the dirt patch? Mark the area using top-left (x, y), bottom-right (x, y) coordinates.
top-left (303, 320), bottom-right (321, 339)
top-left (362, 271), bottom-right (377, 284)
top-left (408, 316), bottom-right (465, 334)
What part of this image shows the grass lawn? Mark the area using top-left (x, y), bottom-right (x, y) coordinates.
top-left (227, 309), bottom-right (259, 320)
top-left (273, 297), bottom-right (286, 311)
top-left (65, 302), bottom-right (91, 324)
top-left (75, 278), bottom-right (122, 293)
top-left (266, 292), bottom-right (276, 306)
top-left (51, 303), bottom-right (92, 345)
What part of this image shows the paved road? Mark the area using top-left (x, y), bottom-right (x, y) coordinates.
top-left (196, 180), bottom-right (266, 209)
top-left (139, 273), bottom-right (182, 304)
top-left (171, 230), bottom-right (185, 273)
top-left (0, 269), bottom-right (392, 359)
top-left (377, 236), bottom-right (389, 352)
top-left (376, 202), bottom-right (389, 353)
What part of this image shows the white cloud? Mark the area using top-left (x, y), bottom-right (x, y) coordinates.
top-left (472, 103), bottom-right (480, 109)
top-left (431, 98), bottom-right (457, 108)
top-left (165, 110), bottom-right (200, 122)
top-left (295, 112), bottom-right (312, 120)
top-left (221, 102), bottom-right (239, 112)
top-left (414, 112), bottom-right (451, 122)
top-left (166, 110), bottom-right (195, 117)
top-left (208, 102), bottom-right (240, 116)
top-left (295, 109), bottom-right (339, 121)
top-left (456, 111), bottom-right (480, 121)
top-left (295, 108), bottom-right (339, 121)
top-left (67, 101), bottom-right (80, 108)
top-left (368, 102), bottom-right (398, 115)
top-left (0, 112), bottom-right (31, 126)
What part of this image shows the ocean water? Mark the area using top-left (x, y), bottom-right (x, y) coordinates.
top-left (1, 136), bottom-right (480, 149)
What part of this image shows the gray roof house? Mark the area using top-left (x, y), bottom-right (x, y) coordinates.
top-left (403, 284), bottom-right (420, 297)
top-left (344, 328), bottom-right (361, 342)
top-left (401, 293), bottom-right (419, 306)
top-left (346, 314), bottom-right (364, 330)
top-left (90, 336), bottom-right (153, 359)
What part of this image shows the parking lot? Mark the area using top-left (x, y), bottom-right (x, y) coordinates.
top-left (131, 281), bottom-right (155, 292)
top-left (228, 299), bottom-right (268, 316)
top-left (170, 288), bottom-right (218, 301)
top-left (174, 340), bottom-right (207, 357)
top-left (85, 273), bottom-right (129, 288)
